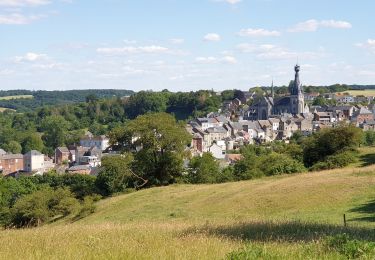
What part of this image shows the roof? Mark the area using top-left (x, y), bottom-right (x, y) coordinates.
top-left (226, 154), bottom-right (243, 162)
top-left (358, 107), bottom-right (373, 115)
top-left (68, 165), bottom-right (91, 171)
top-left (0, 149), bottom-right (6, 155)
top-left (205, 126), bottom-right (227, 134)
top-left (274, 96), bottom-right (291, 106)
top-left (25, 150), bottom-right (43, 156)
top-left (56, 147), bottom-right (69, 153)
top-left (0, 154), bottom-right (23, 160)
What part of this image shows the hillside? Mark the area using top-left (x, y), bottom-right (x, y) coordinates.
top-left (0, 166), bottom-right (374, 259)
top-left (0, 89), bottom-right (134, 111)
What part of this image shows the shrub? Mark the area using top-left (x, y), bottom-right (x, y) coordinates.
top-left (226, 244), bottom-right (272, 259)
top-left (259, 153), bottom-right (306, 176)
top-left (187, 153), bottom-right (221, 184)
top-left (310, 151), bottom-right (358, 171)
top-left (7, 187), bottom-right (81, 228)
top-left (323, 234), bottom-right (375, 259)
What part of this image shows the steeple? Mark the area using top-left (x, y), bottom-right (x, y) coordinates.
top-left (271, 79), bottom-right (274, 98)
top-left (291, 64), bottom-right (302, 95)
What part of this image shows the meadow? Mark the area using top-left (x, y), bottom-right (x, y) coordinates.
top-left (338, 89), bottom-right (375, 97)
top-left (0, 163), bottom-right (374, 259)
top-left (0, 95), bottom-right (33, 100)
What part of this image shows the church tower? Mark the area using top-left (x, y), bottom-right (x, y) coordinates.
top-left (290, 64), bottom-right (305, 114)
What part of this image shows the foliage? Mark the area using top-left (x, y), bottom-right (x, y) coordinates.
top-left (323, 234), bottom-right (375, 259)
top-left (96, 154), bottom-right (135, 196)
top-left (302, 125), bottom-right (363, 167)
top-left (363, 131), bottom-right (375, 146)
top-left (7, 187), bottom-right (81, 227)
top-left (112, 113), bottom-right (191, 186)
top-left (310, 151), bottom-right (358, 171)
top-left (259, 153), bottom-right (306, 176)
top-left (187, 153), bottom-right (221, 184)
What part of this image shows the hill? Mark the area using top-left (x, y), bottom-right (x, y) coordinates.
top-left (0, 166), bottom-right (374, 259)
top-left (0, 89), bottom-right (134, 111)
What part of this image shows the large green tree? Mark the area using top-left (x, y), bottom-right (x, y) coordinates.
top-left (41, 115), bottom-right (71, 153)
top-left (111, 112), bottom-right (191, 186)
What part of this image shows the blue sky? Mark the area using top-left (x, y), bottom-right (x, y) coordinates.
top-left (0, 0), bottom-right (374, 91)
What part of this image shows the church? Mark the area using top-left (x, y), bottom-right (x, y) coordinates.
top-left (244, 64), bottom-right (309, 120)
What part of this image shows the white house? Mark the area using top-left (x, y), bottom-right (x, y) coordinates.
top-left (24, 150), bottom-right (45, 173)
top-left (80, 135), bottom-right (110, 151)
top-left (209, 143), bottom-right (226, 159)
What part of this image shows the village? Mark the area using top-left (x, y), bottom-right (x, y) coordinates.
top-left (1, 66), bottom-right (375, 177)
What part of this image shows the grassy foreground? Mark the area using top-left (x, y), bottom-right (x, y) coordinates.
top-left (1, 165), bottom-right (375, 259)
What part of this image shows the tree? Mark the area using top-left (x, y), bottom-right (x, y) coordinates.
top-left (312, 96), bottom-right (327, 106)
top-left (303, 125), bottom-right (363, 167)
top-left (95, 153), bottom-right (135, 195)
top-left (112, 113), bottom-right (191, 186)
top-left (41, 115), bottom-right (71, 152)
top-left (22, 133), bottom-right (44, 153)
top-left (187, 153), bottom-right (221, 184)
top-left (3, 140), bottom-right (22, 154)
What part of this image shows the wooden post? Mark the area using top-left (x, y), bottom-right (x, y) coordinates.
top-left (343, 214), bottom-right (347, 227)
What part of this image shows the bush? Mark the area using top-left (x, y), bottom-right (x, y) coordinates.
top-left (7, 187), bottom-right (82, 228)
top-left (259, 153), bottom-right (306, 176)
top-left (226, 244), bottom-right (272, 259)
top-left (187, 153), bottom-right (221, 184)
top-left (310, 151), bottom-right (358, 171)
top-left (324, 234), bottom-right (375, 259)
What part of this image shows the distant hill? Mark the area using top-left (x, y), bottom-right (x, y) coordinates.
top-left (0, 89), bottom-right (134, 111)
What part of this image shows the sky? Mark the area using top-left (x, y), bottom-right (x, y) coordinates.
top-left (0, 0), bottom-right (375, 91)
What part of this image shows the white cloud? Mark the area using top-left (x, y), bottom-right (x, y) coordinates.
top-left (214, 0), bottom-right (242, 4)
top-left (238, 28), bottom-right (281, 37)
top-left (288, 19), bottom-right (352, 32)
top-left (170, 38), bottom-right (184, 44)
top-left (96, 45), bottom-right (170, 55)
top-left (0, 13), bottom-right (43, 24)
top-left (203, 33), bottom-right (221, 42)
top-left (236, 43), bottom-right (321, 60)
top-left (14, 52), bottom-right (48, 62)
top-left (356, 39), bottom-right (375, 54)
top-left (0, 0), bottom-right (50, 7)
top-left (195, 55), bottom-right (237, 64)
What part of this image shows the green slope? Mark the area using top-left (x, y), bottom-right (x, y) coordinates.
top-left (1, 165), bottom-right (375, 259)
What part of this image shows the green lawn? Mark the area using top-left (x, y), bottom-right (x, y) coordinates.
top-left (0, 165), bottom-right (375, 259)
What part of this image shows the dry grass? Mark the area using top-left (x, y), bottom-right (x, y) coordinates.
top-left (337, 89), bottom-right (375, 97)
top-left (0, 95), bottom-right (33, 100)
top-left (1, 165), bottom-right (375, 259)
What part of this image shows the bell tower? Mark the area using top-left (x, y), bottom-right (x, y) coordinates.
top-left (290, 64), bottom-right (305, 114)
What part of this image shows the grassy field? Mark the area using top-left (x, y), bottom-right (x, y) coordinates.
top-left (0, 165), bottom-right (375, 259)
top-left (337, 89), bottom-right (375, 97)
top-left (0, 95), bottom-right (33, 100)
top-left (0, 107), bottom-right (16, 112)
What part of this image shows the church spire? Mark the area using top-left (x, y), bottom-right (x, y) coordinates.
top-left (271, 78), bottom-right (274, 98)
top-left (292, 64), bottom-right (302, 95)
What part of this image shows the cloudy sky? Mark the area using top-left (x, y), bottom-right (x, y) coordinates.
top-left (0, 0), bottom-right (374, 91)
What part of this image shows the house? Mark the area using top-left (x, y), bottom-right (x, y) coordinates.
top-left (0, 149), bottom-right (6, 156)
top-left (351, 107), bottom-right (374, 125)
top-left (75, 146), bottom-right (102, 166)
top-left (54, 147), bottom-right (70, 165)
top-left (80, 135), bottom-right (110, 151)
top-left (360, 120), bottom-right (375, 131)
top-left (304, 92), bottom-right (320, 101)
top-left (0, 154), bottom-right (24, 175)
top-left (23, 150), bottom-right (45, 173)
top-left (209, 143), bottom-right (226, 159)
